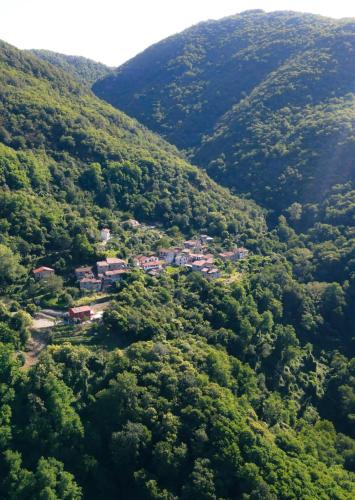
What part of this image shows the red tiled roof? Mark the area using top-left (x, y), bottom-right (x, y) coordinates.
top-left (142, 260), bottom-right (164, 267)
top-left (33, 266), bottom-right (54, 273)
top-left (189, 253), bottom-right (205, 260)
top-left (191, 260), bottom-right (207, 267)
top-left (191, 259), bottom-right (214, 267)
top-left (106, 257), bottom-right (126, 264)
top-left (135, 255), bottom-right (158, 263)
top-left (69, 306), bottom-right (92, 314)
top-left (219, 251), bottom-right (234, 258)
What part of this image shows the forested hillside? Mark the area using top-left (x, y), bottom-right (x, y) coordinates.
top-left (93, 10), bottom-right (355, 212)
top-left (29, 49), bottom-right (112, 86)
top-left (0, 32), bottom-right (354, 500)
top-left (0, 39), bottom-right (264, 250)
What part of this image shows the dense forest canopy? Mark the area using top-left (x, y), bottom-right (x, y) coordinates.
top-left (0, 12), bottom-right (354, 500)
top-left (29, 49), bottom-right (113, 86)
top-left (0, 39), bottom-right (264, 245)
top-left (93, 10), bottom-right (355, 213)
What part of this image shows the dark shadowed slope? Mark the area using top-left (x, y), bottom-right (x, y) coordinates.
top-left (93, 10), bottom-right (355, 211)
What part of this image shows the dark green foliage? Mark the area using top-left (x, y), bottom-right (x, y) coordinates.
top-left (94, 10), bottom-right (355, 212)
top-left (0, 21), bottom-right (354, 499)
top-left (0, 340), bottom-right (353, 499)
top-left (0, 39), bottom-right (265, 252)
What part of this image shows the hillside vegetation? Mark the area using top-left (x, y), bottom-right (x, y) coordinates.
top-left (0, 39), bottom-right (265, 261)
top-left (0, 31), bottom-right (354, 499)
top-left (29, 49), bottom-right (112, 86)
top-left (93, 10), bottom-right (355, 212)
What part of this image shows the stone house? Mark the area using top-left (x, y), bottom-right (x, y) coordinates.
top-left (184, 239), bottom-right (201, 250)
top-left (97, 260), bottom-right (109, 275)
top-left (219, 247), bottom-right (249, 262)
top-left (79, 278), bottom-right (102, 292)
top-left (175, 253), bottom-right (190, 266)
top-left (33, 267), bottom-right (55, 279)
top-left (104, 269), bottom-right (127, 283)
top-left (191, 258), bottom-right (215, 271)
top-left (75, 266), bottom-right (94, 280)
top-left (106, 257), bottom-right (127, 270)
top-left (159, 248), bottom-right (181, 264)
top-left (141, 260), bottom-right (165, 272)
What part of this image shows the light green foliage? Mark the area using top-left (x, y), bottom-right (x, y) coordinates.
top-left (0, 244), bottom-right (24, 286)
top-left (29, 49), bottom-right (112, 87)
top-left (0, 40), bottom-right (265, 243)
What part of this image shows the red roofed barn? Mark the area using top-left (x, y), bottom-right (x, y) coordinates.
top-left (69, 306), bottom-right (92, 322)
top-left (33, 267), bottom-right (55, 279)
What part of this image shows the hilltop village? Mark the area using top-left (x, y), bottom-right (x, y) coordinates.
top-left (32, 222), bottom-right (249, 322)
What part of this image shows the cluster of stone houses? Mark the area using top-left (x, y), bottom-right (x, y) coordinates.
top-left (218, 247), bottom-right (249, 262)
top-left (33, 234), bottom-right (249, 295)
top-left (157, 243), bottom-right (221, 279)
top-left (75, 257), bottom-right (128, 292)
top-left (133, 255), bottom-right (166, 275)
top-left (153, 237), bottom-right (248, 279)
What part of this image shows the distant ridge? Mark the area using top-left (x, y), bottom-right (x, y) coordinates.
top-left (93, 10), bottom-right (355, 212)
top-left (29, 49), bottom-right (113, 86)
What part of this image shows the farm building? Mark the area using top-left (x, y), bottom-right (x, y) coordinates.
top-left (69, 306), bottom-right (92, 322)
top-left (33, 266), bottom-right (55, 279)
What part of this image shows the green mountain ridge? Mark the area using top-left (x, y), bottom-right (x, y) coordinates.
top-left (93, 10), bottom-right (355, 212)
top-left (29, 49), bottom-right (113, 86)
top-left (0, 33), bottom-right (354, 500)
top-left (0, 39), bottom-right (265, 251)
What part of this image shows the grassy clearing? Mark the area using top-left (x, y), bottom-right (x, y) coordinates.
top-left (74, 293), bottom-right (111, 306)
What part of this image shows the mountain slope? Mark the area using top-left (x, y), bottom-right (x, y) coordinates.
top-left (0, 39), bottom-right (354, 499)
top-left (93, 10), bottom-right (355, 211)
top-left (0, 39), bottom-right (266, 261)
top-left (29, 49), bottom-right (112, 86)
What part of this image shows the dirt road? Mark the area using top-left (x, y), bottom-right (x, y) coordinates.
top-left (23, 331), bottom-right (49, 368)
